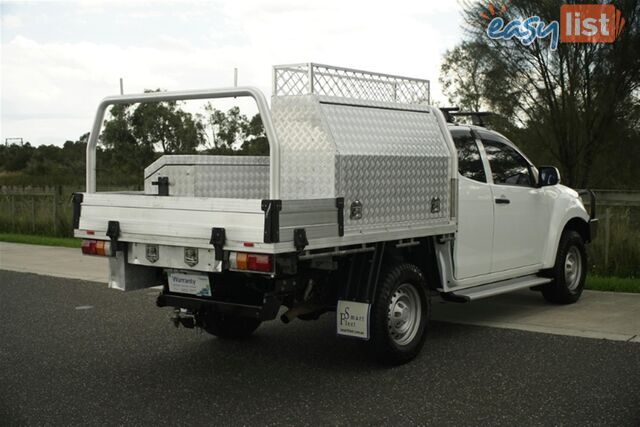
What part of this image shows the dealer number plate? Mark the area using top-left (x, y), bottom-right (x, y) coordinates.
top-left (168, 272), bottom-right (211, 297)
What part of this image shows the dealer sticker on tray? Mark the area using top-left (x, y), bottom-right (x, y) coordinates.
top-left (336, 300), bottom-right (370, 340)
top-left (168, 272), bottom-right (211, 297)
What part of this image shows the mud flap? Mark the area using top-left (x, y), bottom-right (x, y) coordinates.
top-left (336, 300), bottom-right (370, 340)
top-left (109, 250), bottom-right (162, 291)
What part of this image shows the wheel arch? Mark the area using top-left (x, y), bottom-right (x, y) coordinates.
top-left (564, 217), bottom-right (590, 243)
top-left (393, 237), bottom-right (442, 291)
top-left (339, 237), bottom-right (444, 304)
top-left (542, 215), bottom-right (590, 268)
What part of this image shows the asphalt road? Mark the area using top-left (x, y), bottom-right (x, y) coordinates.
top-left (1, 270), bottom-right (639, 426)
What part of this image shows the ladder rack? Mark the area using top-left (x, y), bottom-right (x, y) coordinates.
top-left (273, 63), bottom-right (430, 105)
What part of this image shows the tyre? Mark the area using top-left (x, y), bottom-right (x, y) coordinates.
top-left (202, 313), bottom-right (261, 339)
top-left (542, 230), bottom-right (587, 304)
top-left (369, 263), bottom-right (430, 365)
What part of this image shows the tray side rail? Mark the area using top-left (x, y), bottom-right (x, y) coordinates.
top-left (73, 193), bottom-right (343, 254)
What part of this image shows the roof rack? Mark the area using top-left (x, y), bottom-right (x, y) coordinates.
top-left (273, 63), bottom-right (430, 105)
top-left (440, 107), bottom-right (492, 127)
top-left (439, 107), bottom-right (460, 123)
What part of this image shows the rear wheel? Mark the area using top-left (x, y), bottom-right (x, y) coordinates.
top-left (202, 313), bottom-right (261, 339)
top-left (370, 263), bottom-right (430, 365)
top-left (542, 230), bottom-right (587, 304)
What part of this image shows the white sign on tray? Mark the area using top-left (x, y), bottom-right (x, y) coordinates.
top-left (168, 272), bottom-right (212, 297)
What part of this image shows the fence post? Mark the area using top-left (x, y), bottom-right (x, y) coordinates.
top-left (52, 187), bottom-right (59, 236)
top-left (604, 207), bottom-right (611, 271)
top-left (11, 195), bottom-right (16, 231)
top-left (31, 197), bottom-right (36, 233)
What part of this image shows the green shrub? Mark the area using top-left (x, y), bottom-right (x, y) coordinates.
top-left (587, 207), bottom-right (640, 278)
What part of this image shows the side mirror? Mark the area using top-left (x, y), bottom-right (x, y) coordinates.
top-left (538, 166), bottom-right (561, 187)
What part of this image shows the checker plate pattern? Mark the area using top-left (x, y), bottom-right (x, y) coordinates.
top-left (272, 95), bottom-right (452, 232)
top-left (271, 96), bottom-right (336, 198)
top-left (144, 155), bottom-right (268, 198)
top-left (322, 103), bottom-right (450, 228)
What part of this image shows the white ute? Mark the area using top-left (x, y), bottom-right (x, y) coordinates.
top-left (74, 63), bottom-right (598, 364)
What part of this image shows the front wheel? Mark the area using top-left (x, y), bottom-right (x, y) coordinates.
top-left (202, 313), bottom-right (261, 339)
top-left (542, 230), bottom-right (587, 304)
top-left (369, 263), bottom-right (430, 365)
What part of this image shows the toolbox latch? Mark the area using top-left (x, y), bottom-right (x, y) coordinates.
top-left (151, 176), bottom-right (169, 196)
top-left (71, 192), bottom-right (84, 229)
top-left (293, 228), bottom-right (308, 252)
top-left (210, 227), bottom-right (226, 260)
top-left (336, 197), bottom-right (345, 237)
top-left (261, 199), bottom-right (282, 243)
top-left (106, 220), bottom-right (121, 255)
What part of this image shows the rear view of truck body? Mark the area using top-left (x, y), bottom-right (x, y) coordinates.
top-left (75, 63), bottom-right (456, 286)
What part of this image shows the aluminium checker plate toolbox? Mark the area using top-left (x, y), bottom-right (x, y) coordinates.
top-left (271, 94), bottom-right (455, 235)
top-left (144, 155), bottom-right (269, 199)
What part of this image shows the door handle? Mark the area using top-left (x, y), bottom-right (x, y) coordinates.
top-left (495, 198), bottom-right (510, 204)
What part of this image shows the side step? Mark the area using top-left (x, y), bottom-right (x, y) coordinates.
top-left (442, 275), bottom-right (552, 302)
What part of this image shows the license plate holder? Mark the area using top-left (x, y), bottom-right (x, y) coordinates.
top-left (168, 271), bottom-right (212, 297)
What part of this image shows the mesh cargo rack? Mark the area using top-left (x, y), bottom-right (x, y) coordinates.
top-left (273, 63), bottom-right (430, 105)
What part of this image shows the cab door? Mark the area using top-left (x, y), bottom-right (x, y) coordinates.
top-left (451, 129), bottom-right (493, 279)
top-left (479, 132), bottom-right (550, 273)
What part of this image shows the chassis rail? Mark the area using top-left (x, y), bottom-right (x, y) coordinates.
top-left (156, 292), bottom-right (281, 321)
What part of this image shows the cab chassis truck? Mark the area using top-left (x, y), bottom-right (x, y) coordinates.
top-left (74, 63), bottom-right (597, 365)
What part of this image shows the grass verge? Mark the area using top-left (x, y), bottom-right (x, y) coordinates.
top-left (586, 275), bottom-right (640, 293)
top-left (0, 233), bottom-right (80, 248)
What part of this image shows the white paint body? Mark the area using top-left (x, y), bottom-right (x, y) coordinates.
top-left (448, 125), bottom-right (590, 292)
top-left (454, 183), bottom-right (588, 283)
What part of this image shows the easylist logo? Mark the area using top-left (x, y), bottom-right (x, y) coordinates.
top-left (483, 2), bottom-right (625, 51)
top-left (560, 4), bottom-right (625, 43)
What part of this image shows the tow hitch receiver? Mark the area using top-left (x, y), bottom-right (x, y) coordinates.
top-left (171, 309), bottom-right (196, 329)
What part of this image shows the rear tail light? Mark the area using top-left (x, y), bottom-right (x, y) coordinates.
top-left (229, 252), bottom-right (272, 273)
top-left (81, 239), bottom-right (112, 256)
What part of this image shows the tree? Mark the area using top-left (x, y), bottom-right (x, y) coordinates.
top-left (0, 142), bottom-right (35, 171)
top-left (241, 113), bottom-right (269, 156)
top-left (440, 41), bottom-right (491, 112)
top-left (202, 104), bottom-right (249, 149)
top-left (0, 100), bottom-right (270, 188)
top-left (130, 90), bottom-right (205, 154)
top-left (100, 102), bottom-right (153, 184)
top-left (99, 90), bottom-right (207, 184)
top-left (441, 0), bottom-right (640, 188)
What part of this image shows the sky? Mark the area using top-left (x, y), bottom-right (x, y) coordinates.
top-left (0, 0), bottom-right (464, 147)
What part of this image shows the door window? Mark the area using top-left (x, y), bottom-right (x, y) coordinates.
top-left (451, 130), bottom-right (486, 183)
top-left (482, 139), bottom-right (533, 186)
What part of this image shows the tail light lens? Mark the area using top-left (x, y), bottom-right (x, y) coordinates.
top-left (229, 252), bottom-right (272, 273)
top-left (81, 239), bottom-right (112, 256)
